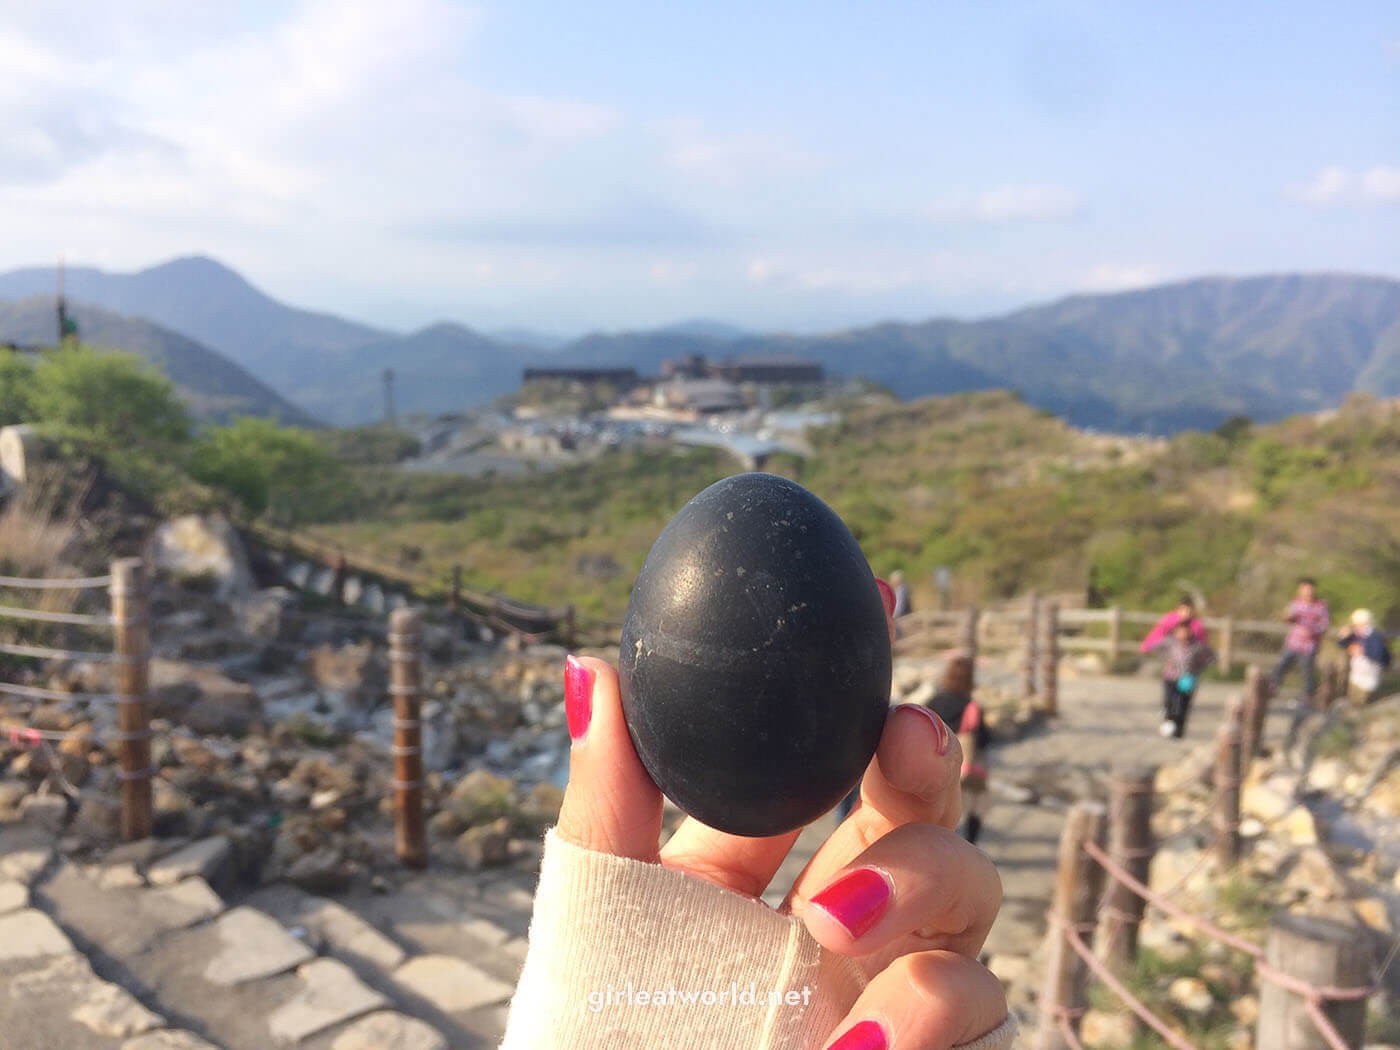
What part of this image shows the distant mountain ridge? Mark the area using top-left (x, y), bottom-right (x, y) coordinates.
top-left (0, 296), bottom-right (316, 425)
top-left (1, 257), bottom-right (1397, 431)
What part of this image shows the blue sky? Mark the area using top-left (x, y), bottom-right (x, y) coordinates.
top-left (0, 1), bottom-right (1395, 334)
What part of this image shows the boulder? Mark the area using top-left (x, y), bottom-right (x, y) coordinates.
top-left (149, 660), bottom-right (261, 736)
top-left (1167, 976), bottom-right (1215, 1015)
top-left (457, 818), bottom-right (512, 870)
top-left (240, 587), bottom-right (301, 642)
top-left (149, 515), bottom-right (253, 600)
top-left (306, 642), bottom-right (384, 727)
top-left (447, 770), bottom-right (516, 828)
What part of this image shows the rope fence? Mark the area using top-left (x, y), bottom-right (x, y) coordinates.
top-left (1036, 673), bottom-right (1396, 1050)
top-left (0, 558), bottom-right (153, 840)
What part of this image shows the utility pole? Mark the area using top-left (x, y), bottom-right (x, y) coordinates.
top-left (383, 368), bottom-right (396, 426)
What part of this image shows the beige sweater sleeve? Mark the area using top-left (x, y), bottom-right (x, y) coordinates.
top-left (500, 830), bottom-right (1017, 1049)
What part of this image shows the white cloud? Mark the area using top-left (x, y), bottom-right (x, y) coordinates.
top-left (1078, 263), bottom-right (1166, 292)
top-left (1287, 165), bottom-right (1400, 207)
top-left (658, 118), bottom-right (821, 188)
top-left (926, 184), bottom-right (1083, 223)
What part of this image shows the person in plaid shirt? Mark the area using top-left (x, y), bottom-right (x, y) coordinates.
top-left (1270, 577), bottom-right (1331, 699)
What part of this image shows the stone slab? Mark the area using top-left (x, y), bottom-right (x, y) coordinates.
top-left (9, 952), bottom-right (165, 1038)
top-left (267, 958), bottom-right (387, 1044)
top-left (0, 844), bottom-right (54, 885)
top-left (249, 887), bottom-right (405, 974)
top-left (330, 1011), bottom-right (448, 1050)
top-left (203, 907), bottom-right (315, 986)
top-left (0, 908), bottom-right (75, 960)
top-left (122, 1031), bottom-right (222, 1050)
top-left (71, 980), bottom-right (166, 1038)
top-left (144, 878), bottom-right (225, 932)
top-left (0, 878), bottom-right (28, 914)
top-left (392, 954), bottom-right (513, 1014)
top-left (148, 836), bottom-right (232, 888)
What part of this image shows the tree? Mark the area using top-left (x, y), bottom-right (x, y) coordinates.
top-left (191, 417), bottom-right (346, 521)
top-left (0, 353), bottom-right (35, 427)
top-left (30, 346), bottom-right (190, 452)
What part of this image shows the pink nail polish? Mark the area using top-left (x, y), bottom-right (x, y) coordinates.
top-left (875, 578), bottom-right (895, 616)
top-left (827, 1019), bottom-right (888, 1050)
top-left (564, 655), bottom-right (594, 741)
top-left (901, 702), bottom-right (949, 755)
top-left (809, 867), bottom-right (892, 939)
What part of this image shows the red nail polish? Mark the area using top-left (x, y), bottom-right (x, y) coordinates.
top-left (809, 867), bottom-right (892, 939)
top-left (564, 655), bottom-right (594, 741)
top-left (827, 1019), bottom-right (888, 1050)
top-left (900, 702), bottom-right (949, 755)
top-left (875, 578), bottom-right (895, 616)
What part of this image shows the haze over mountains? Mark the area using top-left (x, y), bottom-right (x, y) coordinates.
top-left (2, 256), bottom-right (1398, 432)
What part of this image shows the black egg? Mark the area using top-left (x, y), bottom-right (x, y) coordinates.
top-left (619, 472), bottom-right (891, 837)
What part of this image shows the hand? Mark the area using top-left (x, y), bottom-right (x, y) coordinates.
top-left (556, 606), bottom-right (1008, 1048)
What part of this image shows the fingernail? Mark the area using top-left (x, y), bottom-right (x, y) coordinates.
top-left (875, 578), bottom-right (895, 616)
top-left (564, 655), bottom-right (594, 741)
top-left (900, 702), bottom-right (949, 755)
top-left (809, 867), bottom-right (892, 939)
top-left (827, 1019), bottom-right (888, 1050)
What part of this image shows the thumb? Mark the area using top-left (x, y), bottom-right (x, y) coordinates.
top-left (554, 655), bottom-right (664, 862)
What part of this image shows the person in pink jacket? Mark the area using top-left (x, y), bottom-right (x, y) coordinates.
top-left (1139, 596), bottom-right (1208, 654)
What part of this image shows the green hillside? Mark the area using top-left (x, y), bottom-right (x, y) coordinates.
top-left (307, 390), bottom-right (1400, 627)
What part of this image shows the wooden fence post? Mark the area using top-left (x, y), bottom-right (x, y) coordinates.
top-left (1035, 801), bottom-right (1109, 1050)
top-left (1023, 591), bottom-right (1040, 700)
top-left (448, 564), bottom-right (462, 615)
top-left (1040, 601), bottom-right (1060, 716)
top-left (1240, 664), bottom-right (1270, 769)
top-left (1219, 616), bottom-right (1235, 674)
top-left (961, 605), bottom-right (979, 662)
top-left (389, 608), bottom-right (427, 869)
top-left (110, 558), bottom-right (152, 842)
top-left (1107, 605), bottom-right (1123, 667)
top-left (564, 605), bottom-right (577, 650)
top-left (1214, 699), bottom-right (1243, 868)
top-left (1257, 914), bottom-right (1372, 1050)
top-left (1098, 766), bottom-right (1156, 971)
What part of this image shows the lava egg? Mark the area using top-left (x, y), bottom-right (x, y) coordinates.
top-left (619, 472), bottom-right (891, 837)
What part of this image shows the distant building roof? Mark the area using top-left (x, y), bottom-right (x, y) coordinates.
top-left (522, 367), bottom-right (639, 385)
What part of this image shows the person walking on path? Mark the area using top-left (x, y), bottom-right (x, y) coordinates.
top-left (1337, 608), bottom-right (1391, 705)
top-left (1271, 577), bottom-right (1330, 749)
top-left (1151, 621), bottom-right (1215, 738)
top-left (924, 651), bottom-right (991, 844)
top-left (1139, 595), bottom-right (1208, 654)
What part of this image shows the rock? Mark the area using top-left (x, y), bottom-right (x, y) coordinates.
top-left (457, 818), bottom-right (512, 870)
top-left (392, 954), bottom-right (514, 1013)
top-left (1149, 832), bottom-right (1209, 894)
top-left (148, 836), bottom-right (233, 888)
top-left (144, 878), bottom-right (226, 930)
top-left (0, 908), bottom-right (75, 959)
top-left (518, 781), bottom-right (565, 831)
top-left (71, 980), bottom-right (166, 1038)
top-left (268, 958), bottom-right (389, 1044)
top-left (1080, 1009), bottom-right (1135, 1047)
top-left (1239, 817), bottom-right (1266, 838)
top-left (72, 795), bottom-right (122, 845)
top-left (1229, 994), bottom-right (1259, 1026)
top-left (1167, 976), bottom-right (1215, 1014)
top-left (204, 906), bottom-right (315, 985)
top-left (122, 1032), bottom-right (221, 1050)
top-left (331, 1012), bottom-right (448, 1050)
top-left (0, 779), bottom-right (26, 818)
top-left (285, 846), bottom-right (356, 893)
top-left (1242, 774), bottom-right (1296, 823)
top-left (1282, 846), bottom-right (1347, 901)
top-left (149, 514), bottom-right (253, 600)
top-left (0, 879), bottom-right (28, 913)
top-left (0, 843), bottom-right (54, 884)
top-left (1308, 758), bottom-right (1348, 793)
top-left (240, 587), bottom-right (301, 642)
top-left (448, 769), bottom-right (516, 828)
top-left (1352, 896), bottom-right (1393, 934)
top-left (1277, 805), bottom-right (1318, 846)
top-left (306, 642), bottom-right (384, 726)
top-left (19, 792), bottom-right (69, 833)
top-left (150, 659), bottom-right (261, 736)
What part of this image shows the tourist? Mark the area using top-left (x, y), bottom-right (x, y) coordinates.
top-left (890, 570), bottom-right (911, 619)
top-left (1138, 594), bottom-right (1207, 654)
top-left (1337, 609), bottom-right (1391, 706)
top-left (1270, 577), bottom-right (1331, 750)
top-left (499, 615), bottom-right (1014, 1047)
top-left (924, 651), bottom-right (991, 844)
top-left (1151, 620), bottom-right (1215, 739)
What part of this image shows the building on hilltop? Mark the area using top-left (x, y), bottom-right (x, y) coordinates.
top-left (521, 367), bottom-right (640, 389)
top-left (661, 378), bottom-right (747, 416)
top-left (658, 353), bottom-right (824, 385)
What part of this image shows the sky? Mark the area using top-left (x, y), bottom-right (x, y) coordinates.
top-left (0, 1), bottom-right (1396, 335)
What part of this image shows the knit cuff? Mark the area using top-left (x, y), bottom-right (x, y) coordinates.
top-left (500, 829), bottom-right (1017, 1049)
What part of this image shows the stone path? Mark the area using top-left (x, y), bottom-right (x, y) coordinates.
top-left (0, 667), bottom-right (1300, 1047)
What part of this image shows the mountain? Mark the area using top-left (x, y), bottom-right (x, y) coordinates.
top-left (4, 257), bottom-right (1399, 432)
top-left (0, 297), bottom-right (317, 426)
top-left (0, 256), bottom-right (386, 393)
top-left (295, 323), bottom-right (535, 424)
top-left (486, 328), bottom-right (570, 351)
top-left (546, 273), bottom-right (1400, 432)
